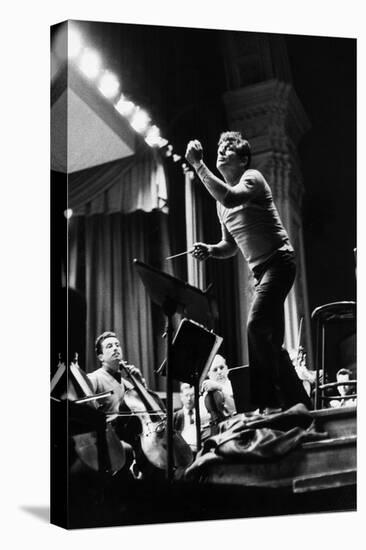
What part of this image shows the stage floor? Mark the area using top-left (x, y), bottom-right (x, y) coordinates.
top-left (63, 406), bottom-right (356, 529)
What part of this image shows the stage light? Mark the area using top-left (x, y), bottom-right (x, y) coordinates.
top-left (173, 154), bottom-right (182, 162)
top-left (115, 95), bottom-right (136, 117)
top-left (130, 108), bottom-right (150, 133)
top-left (165, 145), bottom-right (173, 157)
top-left (79, 48), bottom-right (102, 79)
top-left (145, 125), bottom-right (162, 147)
top-left (157, 137), bottom-right (169, 148)
top-left (98, 71), bottom-right (120, 99)
top-left (68, 26), bottom-right (83, 59)
top-left (64, 209), bottom-right (73, 219)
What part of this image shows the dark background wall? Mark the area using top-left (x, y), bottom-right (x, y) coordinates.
top-left (286, 35), bottom-right (356, 311)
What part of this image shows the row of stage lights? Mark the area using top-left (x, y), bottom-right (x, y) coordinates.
top-left (62, 24), bottom-right (188, 168)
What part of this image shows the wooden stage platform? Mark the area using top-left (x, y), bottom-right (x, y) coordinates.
top-left (196, 406), bottom-right (356, 495)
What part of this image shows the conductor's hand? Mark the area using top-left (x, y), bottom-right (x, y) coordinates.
top-left (190, 242), bottom-right (212, 262)
top-left (185, 140), bottom-right (203, 168)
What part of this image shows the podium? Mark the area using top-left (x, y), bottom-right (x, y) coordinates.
top-left (134, 260), bottom-right (218, 480)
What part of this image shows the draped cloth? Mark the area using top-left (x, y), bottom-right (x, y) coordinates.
top-left (184, 404), bottom-right (327, 480)
top-left (67, 149), bottom-right (173, 387)
top-left (68, 148), bottom-right (168, 216)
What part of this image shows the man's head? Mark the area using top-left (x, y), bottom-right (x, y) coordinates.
top-left (180, 383), bottom-right (195, 411)
top-left (208, 354), bottom-right (229, 384)
top-left (95, 331), bottom-right (123, 371)
top-left (216, 131), bottom-right (251, 179)
top-left (336, 368), bottom-right (353, 397)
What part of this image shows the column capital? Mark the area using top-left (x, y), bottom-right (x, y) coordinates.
top-left (223, 79), bottom-right (310, 212)
top-left (223, 79), bottom-right (310, 154)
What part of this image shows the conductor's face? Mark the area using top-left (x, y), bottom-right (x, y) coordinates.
top-left (99, 336), bottom-right (123, 370)
top-left (216, 142), bottom-right (245, 174)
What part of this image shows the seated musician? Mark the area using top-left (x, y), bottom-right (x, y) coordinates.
top-left (329, 368), bottom-right (357, 408)
top-left (89, 331), bottom-right (193, 478)
top-left (87, 331), bottom-right (147, 474)
top-left (200, 354), bottom-right (236, 428)
top-left (173, 383), bottom-right (197, 453)
top-left (289, 347), bottom-right (320, 398)
top-left (88, 331), bottom-right (146, 417)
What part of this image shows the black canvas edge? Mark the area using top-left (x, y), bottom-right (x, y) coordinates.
top-left (50, 20), bottom-right (70, 529)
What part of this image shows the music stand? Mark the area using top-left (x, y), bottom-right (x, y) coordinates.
top-left (157, 318), bottom-right (223, 452)
top-left (134, 259), bottom-right (217, 481)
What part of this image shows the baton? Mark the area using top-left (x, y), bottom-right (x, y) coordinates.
top-left (165, 247), bottom-right (194, 260)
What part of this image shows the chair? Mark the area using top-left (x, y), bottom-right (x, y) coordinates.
top-left (311, 301), bottom-right (356, 409)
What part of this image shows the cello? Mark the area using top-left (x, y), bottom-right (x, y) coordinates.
top-left (203, 389), bottom-right (228, 436)
top-left (119, 360), bottom-right (193, 471)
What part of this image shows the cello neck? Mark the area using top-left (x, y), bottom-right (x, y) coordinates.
top-left (120, 361), bottom-right (163, 415)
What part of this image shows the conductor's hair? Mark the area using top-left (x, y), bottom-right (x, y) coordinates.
top-left (95, 331), bottom-right (117, 356)
top-left (218, 131), bottom-right (251, 168)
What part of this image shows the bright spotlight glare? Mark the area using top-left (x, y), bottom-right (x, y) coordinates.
top-left (79, 49), bottom-right (101, 79)
top-left (130, 109), bottom-right (150, 133)
top-left (115, 96), bottom-right (136, 117)
top-left (64, 209), bottom-right (73, 219)
top-left (145, 125), bottom-right (161, 147)
top-left (68, 27), bottom-right (83, 58)
top-left (157, 137), bottom-right (169, 148)
top-left (98, 71), bottom-right (120, 99)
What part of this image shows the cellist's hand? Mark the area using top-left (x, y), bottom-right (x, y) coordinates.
top-left (124, 363), bottom-right (147, 388)
top-left (201, 380), bottom-right (222, 393)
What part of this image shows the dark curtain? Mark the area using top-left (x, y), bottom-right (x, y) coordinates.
top-left (67, 149), bottom-right (173, 389)
top-left (69, 211), bottom-right (172, 389)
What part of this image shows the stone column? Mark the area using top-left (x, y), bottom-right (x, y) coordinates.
top-left (185, 170), bottom-right (206, 290)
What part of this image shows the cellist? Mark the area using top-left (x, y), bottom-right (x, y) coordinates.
top-left (88, 331), bottom-right (147, 416)
top-left (87, 331), bottom-right (147, 472)
top-left (88, 331), bottom-right (193, 477)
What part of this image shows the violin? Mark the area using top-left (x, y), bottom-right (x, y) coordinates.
top-left (54, 353), bottom-right (126, 475)
top-left (119, 360), bottom-right (193, 471)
